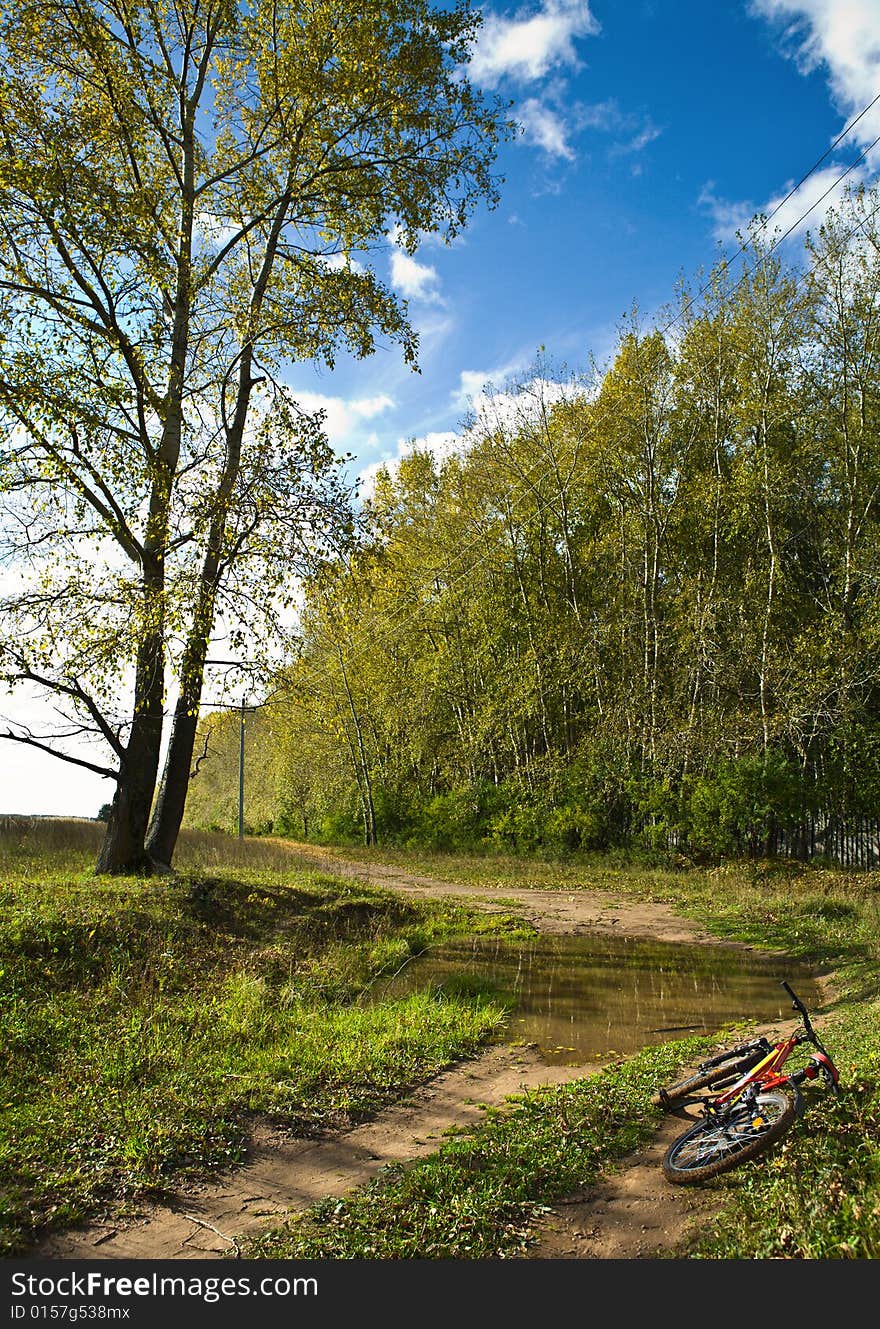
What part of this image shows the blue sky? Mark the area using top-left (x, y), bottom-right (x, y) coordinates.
top-left (291, 0), bottom-right (880, 498)
top-left (5, 0), bottom-right (880, 818)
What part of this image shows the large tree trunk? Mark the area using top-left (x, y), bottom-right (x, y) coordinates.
top-left (146, 390), bottom-right (246, 864)
top-left (96, 114), bottom-right (196, 873)
top-left (95, 744), bottom-right (162, 873)
top-left (146, 716), bottom-right (200, 867)
top-left (145, 407), bottom-right (241, 864)
top-left (146, 184), bottom-right (293, 865)
top-left (95, 579), bottom-right (166, 872)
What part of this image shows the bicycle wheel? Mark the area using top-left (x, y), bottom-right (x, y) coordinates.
top-left (662, 1087), bottom-right (799, 1184)
top-left (652, 1045), bottom-right (770, 1109)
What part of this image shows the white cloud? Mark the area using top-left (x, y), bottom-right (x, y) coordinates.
top-left (700, 161), bottom-right (869, 245)
top-left (387, 225), bottom-right (445, 303)
top-left (291, 390), bottom-right (395, 449)
top-left (700, 4), bottom-right (880, 249)
top-left (699, 184), bottom-right (761, 244)
top-left (763, 163), bottom-right (867, 238)
top-left (517, 98), bottom-right (575, 159)
top-left (350, 394), bottom-right (395, 419)
top-left (750, 1), bottom-right (880, 142)
top-left (470, 0), bottom-right (599, 88)
top-left (389, 248), bottom-right (443, 303)
top-left (451, 359), bottom-right (530, 412)
top-left (469, 9), bottom-right (657, 172)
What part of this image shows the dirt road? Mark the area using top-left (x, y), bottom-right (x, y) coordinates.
top-left (35, 854), bottom-right (798, 1261)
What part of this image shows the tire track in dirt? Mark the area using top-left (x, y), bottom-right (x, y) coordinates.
top-left (33, 852), bottom-right (816, 1261)
top-left (36, 1044), bottom-right (602, 1259)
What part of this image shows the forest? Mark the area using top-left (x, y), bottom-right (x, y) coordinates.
top-left (184, 186), bottom-right (880, 866)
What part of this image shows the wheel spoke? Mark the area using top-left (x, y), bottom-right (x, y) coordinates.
top-left (668, 1093), bottom-right (790, 1173)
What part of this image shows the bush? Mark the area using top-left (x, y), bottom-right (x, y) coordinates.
top-left (408, 789), bottom-right (487, 852)
top-left (682, 752), bottom-right (804, 858)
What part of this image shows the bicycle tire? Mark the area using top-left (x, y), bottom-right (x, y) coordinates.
top-left (662, 1087), bottom-right (799, 1184)
top-left (652, 1046), bottom-right (770, 1109)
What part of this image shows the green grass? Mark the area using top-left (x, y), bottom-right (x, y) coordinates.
top-left (244, 998), bottom-right (880, 1260)
top-left (4, 820), bottom-right (880, 1261)
top-left (245, 1037), bottom-right (714, 1259)
top-left (0, 820), bottom-right (526, 1256)
top-left (238, 842), bottom-right (880, 1261)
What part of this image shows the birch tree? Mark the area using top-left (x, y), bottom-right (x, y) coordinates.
top-left (0, 0), bottom-right (509, 870)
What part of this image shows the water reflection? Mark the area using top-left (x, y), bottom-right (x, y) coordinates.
top-left (378, 933), bottom-right (824, 1065)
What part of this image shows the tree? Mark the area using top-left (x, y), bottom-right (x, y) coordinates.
top-left (180, 189), bottom-right (880, 865)
top-left (669, 259), bottom-right (744, 774)
top-left (591, 319), bottom-right (684, 769)
top-left (795, 189), bottom-right (880, 813)
top-left (0, 0), bottom-right (510, 871)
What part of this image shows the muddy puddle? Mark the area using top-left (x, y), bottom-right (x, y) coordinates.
top-left (377, 933), bottom-right (824, 1064)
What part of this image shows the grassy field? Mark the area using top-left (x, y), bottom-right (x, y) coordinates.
top-left (3, 817), bottom-right (880, 1259)
top-left (0, 819), bottom-right (524, 1256)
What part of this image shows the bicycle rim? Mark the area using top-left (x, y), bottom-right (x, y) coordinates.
top-left (662, 1088), bottom-right (799, 1184)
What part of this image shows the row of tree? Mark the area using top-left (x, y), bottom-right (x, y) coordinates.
top-left (186, 186), bottom-right (880, 863)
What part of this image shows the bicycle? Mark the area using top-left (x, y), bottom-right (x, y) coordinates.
top-left (653, 980), bottom-right (840, 1185)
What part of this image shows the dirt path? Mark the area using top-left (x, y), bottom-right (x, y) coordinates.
top-left (276, 843), bottom-right (748, 946)
top-left (34, 854), bottom-right (805, 1261)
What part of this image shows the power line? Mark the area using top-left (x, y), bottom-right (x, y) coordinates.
top-left (761, 90), bottom-right (880, 229)
top-left (663, 123), bottom-right (880, 340)
top-left (320, 99), bottom-right (880, 685)
top-left (274, 165), bottom-right (880, 702)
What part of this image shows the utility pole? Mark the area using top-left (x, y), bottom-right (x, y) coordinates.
top-left (204, 659), bottom-right (254, 843)
top-left (238, 699), bottom-right (246, 842)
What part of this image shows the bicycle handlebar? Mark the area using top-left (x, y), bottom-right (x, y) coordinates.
top-left (780, 980), bottom-right (840, 1074)
top-left (781, 979), bottom-right (816, 1039)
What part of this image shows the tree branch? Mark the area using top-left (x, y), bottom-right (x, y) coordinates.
top-left (1, 730), bottom-right (118, 780)
top-left (17, 668), bottom-right (127, 759)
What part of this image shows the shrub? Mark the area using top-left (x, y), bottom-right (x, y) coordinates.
top-left (683, 752), bottom-right (804, 858)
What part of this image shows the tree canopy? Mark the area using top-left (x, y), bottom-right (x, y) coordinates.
top-left (184, 190), bottom-right (880, 866)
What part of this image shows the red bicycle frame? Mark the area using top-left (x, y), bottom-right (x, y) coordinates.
top-left (705, 981), bottom-right (840, 1114)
